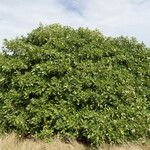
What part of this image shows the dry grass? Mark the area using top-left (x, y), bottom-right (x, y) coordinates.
top-left (0, 134), bottom-right (88, 150)
top-left (0, 134), bottom-right (149, 150)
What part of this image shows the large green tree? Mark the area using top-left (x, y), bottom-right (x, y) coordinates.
top-left (0, 24), bottom-right (150, 148)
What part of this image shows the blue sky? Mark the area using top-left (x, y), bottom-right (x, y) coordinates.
top-left (0, 0), bottom-right (150, 48)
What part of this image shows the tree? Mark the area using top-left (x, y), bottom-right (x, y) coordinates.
top-left (0, 24), bottom-right (150, 148)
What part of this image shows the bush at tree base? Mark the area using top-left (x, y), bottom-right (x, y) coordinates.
top-left (0, 24), bottom-right (150, 148)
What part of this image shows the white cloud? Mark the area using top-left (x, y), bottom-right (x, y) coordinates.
top-left (0, 0), bottom-right (150, 48)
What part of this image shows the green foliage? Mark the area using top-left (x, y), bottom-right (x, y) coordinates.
top-left (0, 24), bottom-right (150, 148)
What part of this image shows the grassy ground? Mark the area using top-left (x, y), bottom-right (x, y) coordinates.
top-left (0, 134), bottom-right (150, 150)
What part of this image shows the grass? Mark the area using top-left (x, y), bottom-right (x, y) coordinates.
top-left (0, 134), bottom-right (150, 150)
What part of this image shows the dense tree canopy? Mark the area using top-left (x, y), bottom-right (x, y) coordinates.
top-left (0, 24), bottom-right (150, 148)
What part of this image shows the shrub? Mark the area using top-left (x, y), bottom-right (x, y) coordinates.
top-left (0, 24), bottom-right (150, 148)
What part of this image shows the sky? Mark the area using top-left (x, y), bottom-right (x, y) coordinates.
top-left (0, 0), bottom-right (150, 48)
